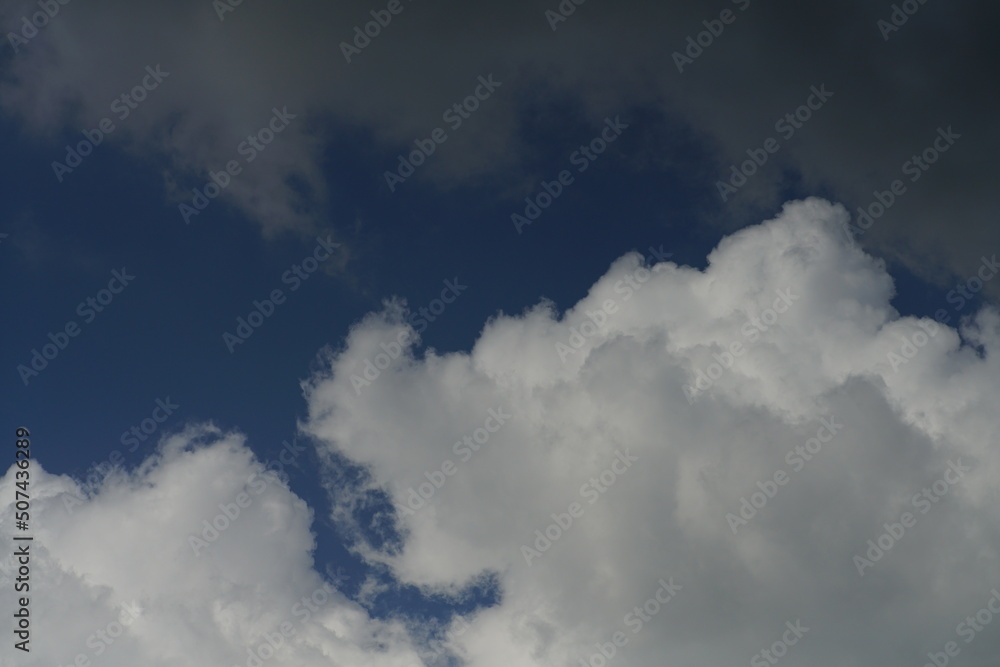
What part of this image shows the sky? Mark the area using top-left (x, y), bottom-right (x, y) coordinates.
top-left (1, 0), bottom-right (999, 666)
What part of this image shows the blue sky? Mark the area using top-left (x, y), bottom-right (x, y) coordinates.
top-left (2, 1), bottom-right (999, 666)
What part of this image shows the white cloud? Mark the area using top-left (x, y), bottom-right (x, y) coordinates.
top-left (5, 197), bottom-right (999, 666)
top-left (302, 197), bottom-right (1000, 667)
top-left (0, 424), bottom-right (425, 667)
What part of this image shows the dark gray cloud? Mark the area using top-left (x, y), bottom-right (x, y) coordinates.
top-left (2, 0), bottom-right (994, 282)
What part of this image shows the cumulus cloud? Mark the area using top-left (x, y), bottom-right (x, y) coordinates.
top-left (302, 198), bottom-right (1000, 667)
top-left (0, 424), bottom-right (426, 667)
top-left (5, 198), bottom-right (999, 666)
